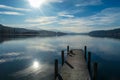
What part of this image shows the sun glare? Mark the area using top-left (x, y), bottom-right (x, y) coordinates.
top-left (28, 0), bottom-right (46, 8)
top-left (33, 61), bottom-right (39, 68)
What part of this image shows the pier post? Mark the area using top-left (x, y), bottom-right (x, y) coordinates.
top-left (93, 62), bottom-right (98, 80)
top-left (88, 51), bottom-right (91, 71)
top-left (67, 45), bottom-right (69, 55)
top-left (84, 46), bottom-right (87, 60)
top-left (61, 50), bottom-right (64, 66)
top-left (55, 59), bottom-right (58, 80)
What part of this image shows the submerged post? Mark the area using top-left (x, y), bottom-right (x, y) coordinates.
top-left (67, 45), bottom-right (69, 55)
top-left (93, 62), bottom-right (98, 80)
top-left (88, 51), bottom-right (91, 71)
top-left (61, 50), bottom-right (64, 66)
top-left (84, 46), bottom-right (87, 60)
top-left (55, 59), bottom-right (58, 80)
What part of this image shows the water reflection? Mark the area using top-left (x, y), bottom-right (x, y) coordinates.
top-left (12, 59), bottom-right (54, 80)
top-left (32, 60), bottom-right (40, 69)
top-left (0, 35), bottom-right (120, 80)
top-left (13, 60), bottom-right (43, 76)
top-left (0, 52), bottom-right (32, 64)
top-left (27, 43), bottom-right (56, 52)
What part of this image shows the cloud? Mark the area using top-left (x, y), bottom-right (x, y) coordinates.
top-left (48, 0), bottom-right (63, 3)
top-left (0, 11), bottom-right (24, 15)
top-left (75, 0), bottom-right (102, 7)
top-left (63, 7), bottom-right (119, 30)
top-left (25, 16), bottom-right (58, 25)
top-left (6, 7), bottom-right (120, 32)
top-left (58, 18), bottom-right (92, 26)
top-left (57, 7), bottom-right (120, 32)
top-left (0, 4), bottom-right (30, 16)
top-left (58, 11), bottom-right (74, 18)
top-left (24, 16), bottom-right (93, 32)
top-left (89, 7), bottom-right (120, 26)
top-left (0, 4), bottom-right (31, 11)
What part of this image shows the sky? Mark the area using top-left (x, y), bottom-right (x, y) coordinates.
top-left (0, 0), bottom-right (120, 32)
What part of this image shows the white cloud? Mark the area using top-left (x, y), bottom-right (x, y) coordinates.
top-left (0, 4), bottom-right (31, 11)
top-left (58, 18), bottom-right (92, 26)
top-left (89, 7), bottom-right (120, 26)
top-left (58, 7), bottom-right (120, 29)
top-left (62, 7), bottom-right (119, 31)
top-left (23, 7), bottom-right (120, 32)
top-left (25, 16), bottom-right (58, 25)
top-left (0, 4), bottom-right (30, 16)
top-left (75, 0), bottom-right (102, 7)
top-left (5, 7), bottom-right (120, 32)
top-left (0, 11), bottom-right (24, 15)
top-left (58, 11), bottom-right (74, 18)
top-left (48, 0), bottom-right (63, 3)
top-left (24, 16), bottom-right (93, 32)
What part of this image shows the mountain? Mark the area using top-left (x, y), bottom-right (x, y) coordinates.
top-left (67, 32), bottom-right (88, 35)
top-left (89, 28), bottom-right (120, 38)
top-left (0, 24), bottom-right (66, 37)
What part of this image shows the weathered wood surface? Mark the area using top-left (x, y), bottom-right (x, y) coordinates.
top-left (58, 49), bottom-right (91, 80)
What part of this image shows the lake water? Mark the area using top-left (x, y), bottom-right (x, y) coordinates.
top-left (0, 35), bottom-right (120, 80)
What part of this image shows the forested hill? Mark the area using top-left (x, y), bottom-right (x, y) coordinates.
top-left (89, 28), bottom-right (120, 38)
top-left (0, 24), bottom-right (66, 36)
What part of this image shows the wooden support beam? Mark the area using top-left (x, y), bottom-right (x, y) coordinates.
top-left (88, 51), bottom-right (91, 71)
top-left (55, 59), bottom-right (58, 80)
top-left (67, 45), bottom-right (69, 55)
top-left (61, 50), bottom-right (64, 66)
top-left (93, 62), bottom-right (98, 80)
top-left (84, 46), bottom-right (87, 60)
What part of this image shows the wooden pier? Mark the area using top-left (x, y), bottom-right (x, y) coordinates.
top-left (55, 46), bottom-right (98, 80)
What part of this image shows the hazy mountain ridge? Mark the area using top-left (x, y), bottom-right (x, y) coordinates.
top-left (0, 24), bottom-right (66, 36)
top-left (89, 28), bottom-right (120, 38)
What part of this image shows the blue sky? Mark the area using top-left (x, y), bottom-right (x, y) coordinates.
top-left (0, 0), bottom-right (120, 32)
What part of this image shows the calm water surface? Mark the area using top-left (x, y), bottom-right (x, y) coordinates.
top-left (0, 35), bottom-right (120, 80)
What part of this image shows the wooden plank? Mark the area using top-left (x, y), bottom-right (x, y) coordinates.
top-left (58, 49), bottom-right (91, 80)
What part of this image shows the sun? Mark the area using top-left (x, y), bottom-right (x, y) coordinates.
top-left (28, 0), bottom-right (46, 8)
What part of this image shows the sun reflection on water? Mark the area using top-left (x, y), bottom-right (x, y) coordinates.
top-left (32, 60), bottom-right (40, 69)
top-left (13, 60), bottom-right (43, 77)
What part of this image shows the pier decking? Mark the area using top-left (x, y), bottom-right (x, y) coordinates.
top-left (59, 49), bottom-right (90, 80)
top-left (55, 49), bottom-right (91, 80)
top-left (55, 46), bottom-right (98, 80)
